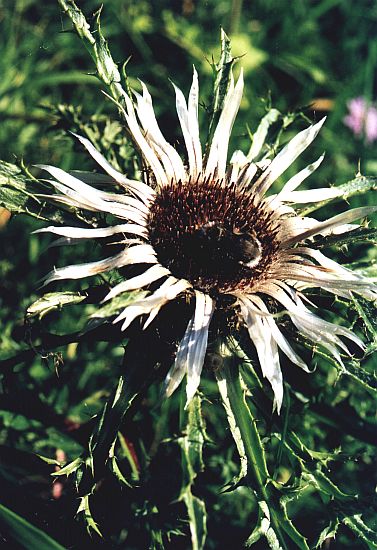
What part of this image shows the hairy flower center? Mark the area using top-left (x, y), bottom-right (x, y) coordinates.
top-left (147, 178), bottom-right (280, 294)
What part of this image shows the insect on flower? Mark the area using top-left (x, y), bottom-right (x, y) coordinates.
top-left (35, 68), bottom-right (377, 412)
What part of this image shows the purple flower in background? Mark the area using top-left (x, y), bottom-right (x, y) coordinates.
top-left (344, 96), bottom-right (377, 144)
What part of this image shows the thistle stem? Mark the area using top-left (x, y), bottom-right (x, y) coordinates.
top-left (215, 341), bottom-right (291, 550)
top-left (214, 343), bottom-right (268, 493)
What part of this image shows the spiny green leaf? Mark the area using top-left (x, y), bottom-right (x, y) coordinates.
top-left (36, 453), bottom-right (62, 467)
top-left (0, 160), bottom-right (62, 221)
top-left (342, 514), bottom-right (377, 549)
top-left (0, 161), bottom-right (33, 212)
top-left (77, 494), bottom-right (102, 537)
top-left (278, 495), bottom-right (310, 550)
top-left (207, 28), bottom-right (235, 145)
top-left (27, 291), bottom-right (87, 319)
top-left (85, 337), bottom-right (158, 492)
top-left (247, 498), bottom-right (309, 550)
top-left (337, 174), bottom-right (377, 197)
top-left (274, 430), bottom-right (341, 468)
top-left (246, 501), bottom-right (283, 549)
top-left (178, 394), bottom-right (207, 550)
top-left (349, 294), bottom-right (377, 347)
top-left (315, 519), bottom-right (340, 548)
top-left (307, 344), bottom-right (377, 394)
top-left (51, 457), bottom-right (83, 477)
top-left (301, 470), bottom-right (355, 502)
top-left (0, 160), bottom-right (92, 224)
top-left (118, 432), bottom-right (141, 481)
top-left (182, 493), bottom-right (207, 550)
top-left (0, 503), bottom-right (66, 550)
top-left (315, 227), bottom-right (377, 249)
top-left (179, 395), bottom-right (206, 487)
top-left (217, 342), bottom-right (311, 549)
top-left (58, 0), bottom-right (129, 104)
top-left (109, 455), bottom-right (133, 488)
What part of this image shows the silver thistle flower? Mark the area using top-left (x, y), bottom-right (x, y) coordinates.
top-left (35, 69), bottom-right (377, 412)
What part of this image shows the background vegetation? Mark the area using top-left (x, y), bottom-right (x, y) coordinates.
top-left (0, 1), bottom-right (376, 549)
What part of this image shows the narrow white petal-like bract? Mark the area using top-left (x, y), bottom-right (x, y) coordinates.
top-left (238, 162), bottom-right (258, 189)
top-left (38, 169), bottom-right (149, 224)
top-left (34, 223), bottom-right (148, 240)
top-left (134, 84), bottom-right (186, 183)
top-left (113, 277), bottom-right (178, 327)
top-left (121, 92), bottom-right (167, 185)
top-left (205, 71), bottom-right (244, 178)
top-left (187, 67), bottom-right (203, 175)
top-left (71, 133), bottom-right (154, 201)
top-left (253, 118), bottom-right (326, 198)
top-left (277, 154), bottom-right (325, 197)
top-left (42, 250), bottom-right (130, 284)
top-left (37, 164), bottom-right (101, 197)
top-left (105, 264), bottom-right (171, 300)
top-left (239, 299), bottom-right (283, 412)
top-left (42, 244), bottom-right (158, 285)
top-left (262, 283), bottom-right (365, 352)
top-left (173, 82), bottom-right (198, 178)
top-left (243, 294), bottom-right (310, 371)
top-left (279, 187), bottom-right (344, 204)
top-left (164, 316), bottom-right (194, 398)
top-left (246, 108), bottom-right (281, 162)
top-left (229, 149), bottom-right (249, 183)
top-left (185, 292), bottom-right (215, 405)
top-left (115, 278), bottom-right (191, 331)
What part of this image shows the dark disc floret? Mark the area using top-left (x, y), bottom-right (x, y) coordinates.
top-left (147, 177), bottom-right (280, 294)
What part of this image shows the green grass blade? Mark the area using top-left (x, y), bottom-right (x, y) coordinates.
top-left (0, 503), bottom-right (66, 550)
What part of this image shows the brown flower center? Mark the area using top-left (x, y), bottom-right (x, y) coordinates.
top-left (147, 178), bottom-right (280, 294)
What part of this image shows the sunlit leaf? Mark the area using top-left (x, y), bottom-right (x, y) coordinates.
top-left (52, 457), bottom-right (83, 477)
top-left (77, 494), bottom-right (102, 537)
top-left (27, 291), bottom-right (86, 319)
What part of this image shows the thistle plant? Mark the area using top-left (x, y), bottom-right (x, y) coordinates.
top-left (0, 2), bottom-right (377, 549)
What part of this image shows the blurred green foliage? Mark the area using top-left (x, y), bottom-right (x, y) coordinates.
top-left (0, 0), bottom-right (376, 549)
